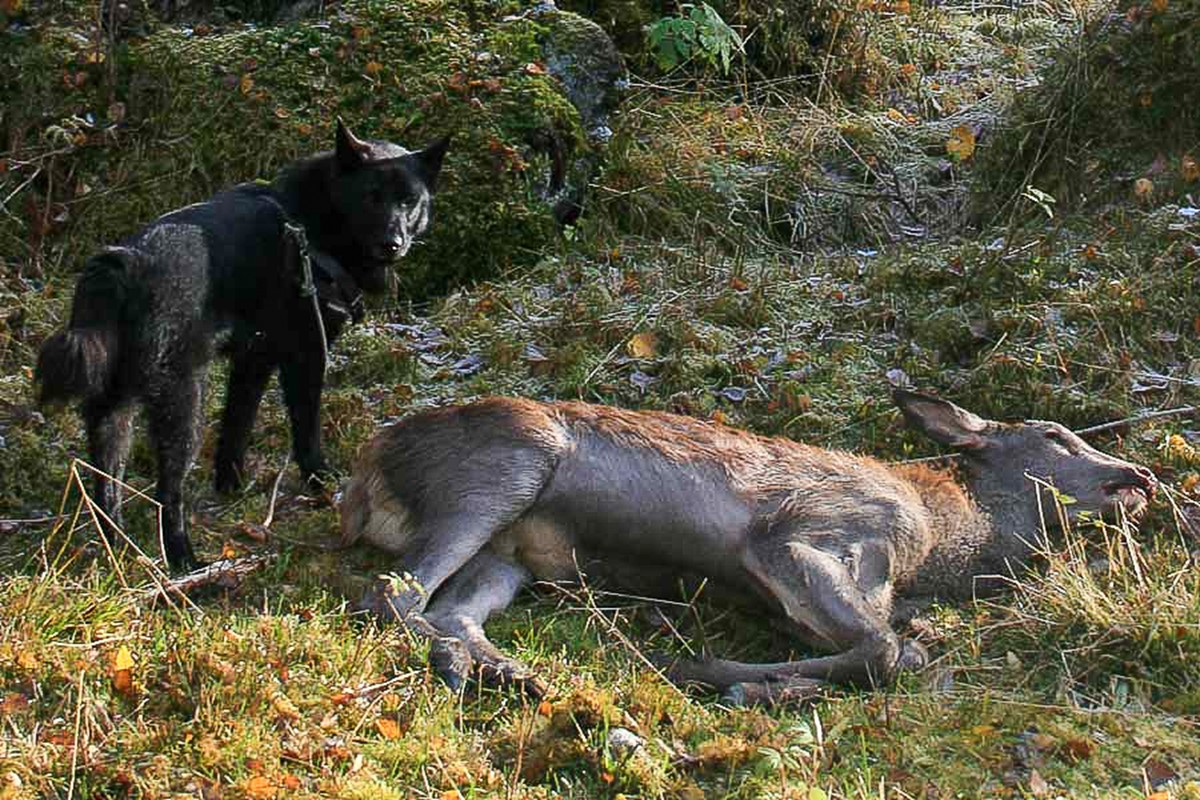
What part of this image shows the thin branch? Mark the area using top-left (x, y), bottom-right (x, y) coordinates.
top-left (1074, 406), bottom-right (1195, 436)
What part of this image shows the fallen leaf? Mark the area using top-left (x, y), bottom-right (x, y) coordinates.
top-left (0, 693), bottom-right (29, 715)
top-left (376, 718), bottom-right (401, 740)
top-left (1028, 769), bottom-right (1050, 797)
top-left (364, 61), bottom-right (382, 76)
top-left (239, 75), bottom-right (254, 94)
top-left (281, 775), bottom-right (301, 790)
top-left (1133, 177), bottom-right (1154, 202)
top-left (1058, 737), bottom-right (1095, 763)
top-left (1144, 758), bottom-right (1177, 789)
top-left (15, 649), bottom-right (37, 671)
top-left (524, 62), bottom-right (547, 75)
top-left (626, 332), bottom-right (658, 359)
top-left (1182, 155), bottom-right (1200, 183)
top-left (537, 700), bottom-right (553, 717)
top-left (244, 776), bottom-right (276, 799)
top-left (111, 645), bottom-right (136, 697)
top-left (945, 124), bottom-right (976, 161)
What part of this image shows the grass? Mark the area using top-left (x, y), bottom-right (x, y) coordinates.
top-left (3, 0), bottom-right (1200, 797)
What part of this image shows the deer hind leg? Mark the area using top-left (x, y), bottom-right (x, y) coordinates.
top-left (422, 547), bottom-right (544, 696)
top-left (667, 542), bottom-right (927, 706)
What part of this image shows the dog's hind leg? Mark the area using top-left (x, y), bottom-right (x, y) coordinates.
top-left (146, 370), bottom-right (207, 570)
top-left (423, 547), bottom-right (543, 696)
top-left (215, 340), bottom-right (277, 494)
top-left (83, 398), bottom-right (134, 544)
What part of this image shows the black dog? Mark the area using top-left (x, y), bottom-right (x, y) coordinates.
top-left (37, 120), bottom-right (448, 570)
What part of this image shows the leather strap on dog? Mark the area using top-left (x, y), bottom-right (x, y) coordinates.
top-left (260, 194), bottom-right (365, 326)
top-left (280, 219), bottom-right (330, 375)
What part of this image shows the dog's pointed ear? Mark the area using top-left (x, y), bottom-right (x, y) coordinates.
top-left (335, 118), bottom-right (370, 170)
top-left (893, 389), bottom-right (992, 449)
top-left (414, 134), bottom-right (451, 192)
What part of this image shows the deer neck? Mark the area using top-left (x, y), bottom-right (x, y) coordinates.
top-left (891, 462), bottom-right (1041, 600)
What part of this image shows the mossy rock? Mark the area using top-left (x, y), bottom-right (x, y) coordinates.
top-left (559, 0), bottom-right (871, 88)
top-left (1, 0), bottom-right (623, 297)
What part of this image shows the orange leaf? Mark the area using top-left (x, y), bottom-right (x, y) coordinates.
top-left (375, 718), bottom-right (401, 740)
top-left (524, 62), bottom-right (547, 75)
top-left (281, 774), bottom-right (302, 790)
top-left (112, 668), bottom-right (134, 696)
top-left (239, 75), bottom-right (254, 94)
top-left (945, 125), bottom-right (976, 162)
top-left (626, 332), bottom-right (658, 359)
top-left (244, 775), bottom-right (277, 799)
top-left (537, 700), bottom-right (553, 717)
top-left (1, 692), bottom-right (29, 714)
top-left (1133, 178), bottom-right (1154, 202)
top-left (1058, 737), bottom-right (1095, 763)
top-left (365, 61), bottom-right (383, 76)
top-left (1182, 155), bottom-right (1199, 183)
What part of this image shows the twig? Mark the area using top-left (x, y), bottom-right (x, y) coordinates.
top-left (1074, 406), bottom-right (1195, 436)
top-left (262, 456), bottom-right (290, 529)
top-left (144, 554), bottom-right (272, 601)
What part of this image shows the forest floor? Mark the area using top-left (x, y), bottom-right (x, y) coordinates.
top-left (1, 0), bottom-right (1199, 797)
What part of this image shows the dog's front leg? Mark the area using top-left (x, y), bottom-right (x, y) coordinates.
top-left (278, 351), bottom-right (331, 491)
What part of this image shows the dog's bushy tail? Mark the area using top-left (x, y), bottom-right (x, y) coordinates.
top-left (36, 250), bottom-right (132, 404)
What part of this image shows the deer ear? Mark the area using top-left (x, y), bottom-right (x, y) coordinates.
top-left (413, 134), bottom-right (451, 192)
top-left (335, 118), bottom-right (370, 170)
top-left (893, 389), bottom-right (991, 449)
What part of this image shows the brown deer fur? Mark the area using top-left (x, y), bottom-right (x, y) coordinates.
top-left (341, 391), bottom-right (1156, 704)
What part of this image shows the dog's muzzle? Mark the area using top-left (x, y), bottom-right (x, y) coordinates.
top-left (371, 240), bottom-right (408, 263)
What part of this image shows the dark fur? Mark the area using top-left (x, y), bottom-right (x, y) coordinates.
top-left (37, 121), bottom-right (449, 570)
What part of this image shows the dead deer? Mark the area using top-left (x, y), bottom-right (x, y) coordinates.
top-left (340, 390), bottom-right (1156, 704)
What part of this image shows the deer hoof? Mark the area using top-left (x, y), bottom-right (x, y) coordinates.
top-left (896, 638), bottom-right (929, 673)
top-left (429, 636), bottom-right (473, 691)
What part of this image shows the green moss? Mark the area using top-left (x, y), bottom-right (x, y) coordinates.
top-left (2, 0), bottom-right (600, 296)
top-left (975, 0), bottom-right (1200, 221)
